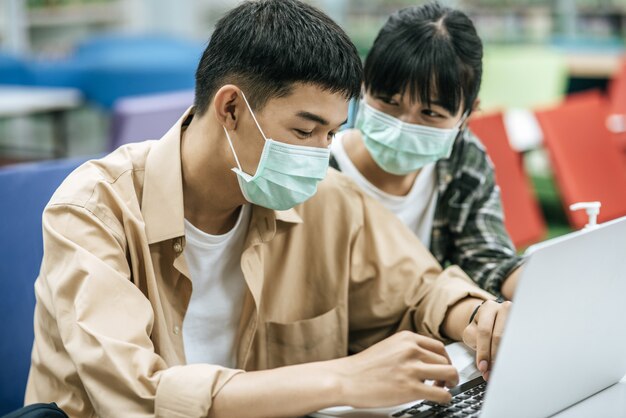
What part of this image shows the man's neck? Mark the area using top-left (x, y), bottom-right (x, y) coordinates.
top-left (342, 129), bottom-right (419, 197)
top-left (180, 111), bottom-right (247, 235)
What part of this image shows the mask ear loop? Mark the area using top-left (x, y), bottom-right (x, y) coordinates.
top-left (449, 110), bottom-right (471, 145)
top-left (456, 110), bottom-right (470, 130)
top-left (223, 127), bottom-right (244, 172)
top-left (240, 91), bottom-right (269, 141)
top-left (223, 90), bottom-right (269, 173)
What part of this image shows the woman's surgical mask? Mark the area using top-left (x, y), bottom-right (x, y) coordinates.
top-left (223, 92), bottom-right (331, 211)
top-left (355, 101), bottom-right (467, 175)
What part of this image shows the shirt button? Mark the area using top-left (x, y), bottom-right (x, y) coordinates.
top-left (445, 174), bottom-right (453, 183)
top-left (173, 241), bottom-right (183, 253)
top-left (173, 325), bottom-right (180, 335)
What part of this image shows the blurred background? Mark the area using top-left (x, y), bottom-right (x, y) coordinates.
top-left (1, 0), bottom-right (626, 242)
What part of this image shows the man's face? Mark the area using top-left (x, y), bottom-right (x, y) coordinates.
top-left (232, 83), bottom-right (349, 176)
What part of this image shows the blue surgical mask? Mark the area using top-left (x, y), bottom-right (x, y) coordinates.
top-left (356, 101), bottom-right (467, 175)
top-left (223, 92), bottom-right (330, 211)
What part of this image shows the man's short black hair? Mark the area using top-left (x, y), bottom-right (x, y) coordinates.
top-left (364, 2), bottom-right (483, 116)
top-left (195, 0), bottom-right (363, 115)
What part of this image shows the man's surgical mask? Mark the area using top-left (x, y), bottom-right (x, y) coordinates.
top-left (223, 92), bottom-right (331, 211)
top-left (355, 101), bottom-right (467, 175)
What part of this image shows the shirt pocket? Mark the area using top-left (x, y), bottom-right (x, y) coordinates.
top-left (265, 306), bottom-right (346, 369)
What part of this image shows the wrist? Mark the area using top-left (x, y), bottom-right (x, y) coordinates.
top-left (320, 357), bottom-right (352, 406)
top-left (501, 267), bottom-right (522, 300)
top-left (468, 297), bottom-right (505, 325)
top-left (443, 297), bottom-right (485, 340)
top-left (468, 300), bottom-right (486, 325)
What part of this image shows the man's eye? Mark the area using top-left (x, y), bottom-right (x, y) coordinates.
top-left (295, 129), bottom-right (313, 138)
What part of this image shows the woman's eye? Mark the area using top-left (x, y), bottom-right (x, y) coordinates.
top-left (422, 109), bottom-right (441, 118)
top-left (295, 129), bottom-right (313, 138)
top-left (379, 96), bottom-right (399, 106)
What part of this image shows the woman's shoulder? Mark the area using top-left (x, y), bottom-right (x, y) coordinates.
top-left (456, 129), bottom-right (489, 157)
top-left (447, 129), bottom-right (493, 173)
top-left (438, 129), bottom-right (497, 205)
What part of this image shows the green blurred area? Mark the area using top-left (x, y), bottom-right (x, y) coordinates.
top-left (530, 173), bottom-right (573, 240)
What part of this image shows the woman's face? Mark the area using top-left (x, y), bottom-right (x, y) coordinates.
top-left (364, 90), bottom-right (465, 129)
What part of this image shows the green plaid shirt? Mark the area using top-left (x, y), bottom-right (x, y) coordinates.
top-left (330, 129), bottom-right (524, 297)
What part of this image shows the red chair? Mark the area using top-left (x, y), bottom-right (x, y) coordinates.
top-left (535, 90), bottom-right (626, 230)
top-left (608, 57), bottom-right (626, 119)
top-left (469, 112), bottom-right (546, 248)
top-left (565, 88), bottom-right (606, 105)
top-left (607, 58), bottom-right (626, 162)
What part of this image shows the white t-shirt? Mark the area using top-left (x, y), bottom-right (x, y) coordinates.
top-left (331, 131), bottom-right (438, 248)
top-left (182, 204), bottom-right (251, 368)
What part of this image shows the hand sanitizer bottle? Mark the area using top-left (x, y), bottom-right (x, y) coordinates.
top-left (569, 201), bottom-right (602, 230)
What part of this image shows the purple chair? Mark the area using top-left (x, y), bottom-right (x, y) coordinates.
top-left (109, 90), bottom-right (194, 151)
top-left (0, 156), bottom-right (92, 414)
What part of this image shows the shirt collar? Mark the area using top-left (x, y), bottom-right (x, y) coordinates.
top-left (142, 107), bottom-right (302, 245)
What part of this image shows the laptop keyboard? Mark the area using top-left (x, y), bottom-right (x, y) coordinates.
top-left (391, 376), bottom-right (486, 418)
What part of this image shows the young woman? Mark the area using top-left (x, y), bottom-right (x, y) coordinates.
top-left (331, 2), bottom-right (523, 299)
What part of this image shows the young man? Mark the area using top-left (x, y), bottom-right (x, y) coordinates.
top-left (26, 1), bottom-right (510, 417)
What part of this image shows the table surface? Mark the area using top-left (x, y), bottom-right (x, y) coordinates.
top-left (0, 85), bottom-right (82, 117)
top-left (566, 52), bottom-right (622, 79)
top-left (554, 376), bottom-right (626, 418)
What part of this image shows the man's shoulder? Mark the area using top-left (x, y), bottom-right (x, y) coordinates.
top-left (316, 168), bottom-right (369, 202)
top-left (49, 141), bottom-right (155, 209)
top-left (291, 168), bottom-right (362, 220)
top-left (295, 167), bottom-right (395, 227)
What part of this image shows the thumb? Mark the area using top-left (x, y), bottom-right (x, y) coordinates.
top-left (463, 323), bottom-right (477, 351)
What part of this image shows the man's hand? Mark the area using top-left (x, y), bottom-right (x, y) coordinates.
top-left (462, 300), bottom-right (512, 381)
top-left (336, 331), bottom-right (459, 407)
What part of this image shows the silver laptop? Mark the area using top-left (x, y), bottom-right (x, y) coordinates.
top-left (312, 216), bottom-right (626, 418)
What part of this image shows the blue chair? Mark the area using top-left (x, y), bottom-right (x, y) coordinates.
top-left (27, 34), bottom-right (203, 109)
top-left (339, 99), bottom-right (358, 131)
top-left (0, 157), bottom-right (89, 415)
top-left (0, 52), bottom-right (33, 85)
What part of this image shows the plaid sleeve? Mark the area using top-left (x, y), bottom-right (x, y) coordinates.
top-left (444, 136), bottom-right (525, 297)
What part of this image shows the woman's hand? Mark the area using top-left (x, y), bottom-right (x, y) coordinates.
top-left (462, 300), bottom-right (512, 381)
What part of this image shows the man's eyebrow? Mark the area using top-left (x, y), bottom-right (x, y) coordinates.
top-left (296, 111), bottom-right (348, 128)
top-left (296, 111), bottom-right (329, 126)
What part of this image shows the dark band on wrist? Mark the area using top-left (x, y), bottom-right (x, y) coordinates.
top-left (468, 298), bottom-right (504, 325)
top-left (468, 301), bottom-right (486, 325)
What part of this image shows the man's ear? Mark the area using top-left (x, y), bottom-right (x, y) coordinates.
top-left (213, 85), bottom-right (244, 131)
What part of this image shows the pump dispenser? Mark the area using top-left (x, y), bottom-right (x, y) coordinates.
top-left (569, 201), bottom-right (602, 229)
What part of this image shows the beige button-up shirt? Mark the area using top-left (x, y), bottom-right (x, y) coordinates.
top-left (25, 111), bottom-right (493, 417)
